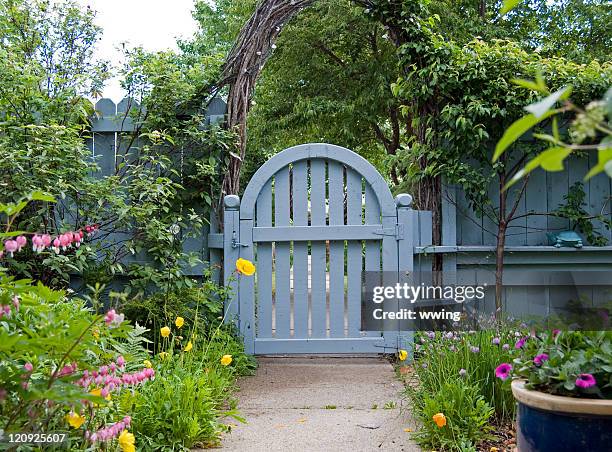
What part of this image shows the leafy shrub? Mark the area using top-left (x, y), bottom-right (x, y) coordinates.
top-left (495, 330), bottom-right (612, 398)
top-left (409, 381), bottom-right (494, 452)
top-left (120, 317), bottom-right (255, 450)
top-left (122, 272), bottom-right (229, 348)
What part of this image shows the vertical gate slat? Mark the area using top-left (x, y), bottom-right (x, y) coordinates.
top-left (239, 217), bottom-right (255, 353)
top-left (274, 168), bottom-right (291, 338)
top-left (310, 160), bottom-right (327, 338)
top-left (328, 162), bottom-right (345, 337)
top-left (292, 161), bottom-right (309, 338)
top-left (364, 185), bottom-right (381, 271)
top-left (364, 184), bottom-right (382, 334)
top-left (346, 170), bottom-right (362, 336)
top-left (256, 181), bottom-right (273, 338)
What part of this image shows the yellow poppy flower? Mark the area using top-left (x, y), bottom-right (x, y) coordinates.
top-left (90, 388), bottom-right (102, 397)
top-left (235, 258), bottom-right (256, 276)
top-left (432, 412), bottom-right (447, 428)
top-left (66, 412), bottom-right (85, 429)
top-left (118, 429), bottom-right (136, 452)
top-left (175, 317), bottom-right (184, 328)
top-left (184, 341), bottom-right (193, 352)
top-left (143, 360), bottom-right (152, 368)
top-left (220, 354), bottom-right (233, 366)
top-left (398, 349), bottom-right (408, 361)
top-left (160, 326), bottom-right (171, 338)
top-left (159, 352), bottom-right (169, 360)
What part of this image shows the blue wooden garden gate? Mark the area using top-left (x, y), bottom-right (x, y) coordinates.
top-left (222, 143), bottom-right (415, 355)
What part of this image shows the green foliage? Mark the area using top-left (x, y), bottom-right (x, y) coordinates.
top-left (552, 182), bottom-right (611, 246)
top-left (120, 320), bottom-right (255, 450)
top-left (122, 276), bottom-right (229, 348)
top-left (409, 381), bottom-right (495, 452)
top-left (499, 330), bottom-right (612, 398)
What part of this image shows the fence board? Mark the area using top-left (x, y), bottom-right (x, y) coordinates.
top-left (310, 160), bottom-right (327, 338)
top-left (328, 161), bottom-right (345, 337)
top-left (274, 168), bottom-right (291, 338)
top-left (292, 161), bottom-right (309, 338)
top-left (256, 181), bottom-right (273, 338)
top-left (346, 169), bottom-right (363, 336)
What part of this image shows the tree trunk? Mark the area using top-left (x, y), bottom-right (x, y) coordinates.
top-left (219, 0), bottom-right (314, 196)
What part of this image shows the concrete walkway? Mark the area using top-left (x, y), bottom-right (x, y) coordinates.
top-left (218, 357), bottom-right (420, 452)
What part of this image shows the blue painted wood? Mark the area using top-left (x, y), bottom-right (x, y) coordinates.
top-left (230, 143), bottom-right (417, 354)
top-left (274, 168), bottom-right (291, 338)
top-left (240, 143), bottom-right (396, 219)
top-left (588, 151), bottom-right (611, 245)
top-left (346, 169), bottom-right (363, 336)
top-left (239, 217), bottom-right (255, 353)
top-left (547, 166), bottom-right (570, 232)
top-left (223, 195), bottom-right (241, 326)
top-left (328, 161), bottom-right (345, 338)
top-left (256, 181), bottom-right (273, 338)
top-left (310, 160), bottom-right (328, 338)
top-left (292, 162), bottom-right (309, 338)
top-left (526, 168), bottom-right (548, 245)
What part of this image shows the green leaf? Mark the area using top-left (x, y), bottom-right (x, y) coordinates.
top-left (500, 0), bottom-right (522, 15)
top-left (29, 191), bottom-right (56, 202)
top-left (524, 87), bottom-right (571, 119)
top-left (585, 144), bottom-right (612, 180)
top-left (539, 147), bottom-right (572, 172)
top-left (511, 78), bottom-right (547, 93)
top-left (493, 110), bottom-right (555, 161)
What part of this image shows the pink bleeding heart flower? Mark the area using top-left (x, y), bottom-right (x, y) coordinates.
top-left (104, 309), bottom-right (116, 325)
top-left (15, 235), bottom-right (27, 250)
top-left (116, 356), bottom-right (125, 368)
top-left (41, 234), bottom-right (52, 247)
top-left (23, 362), bottom-right (33, 373)
top-left (52, 238), bottom-right (61, 253)
top-left (4, 240), bottom-right (19, 257)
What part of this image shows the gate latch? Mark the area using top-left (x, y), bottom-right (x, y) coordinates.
top-left (231, 231), bottom-right (250, 248)
top-left (373, 224), bottom-right (404, 240)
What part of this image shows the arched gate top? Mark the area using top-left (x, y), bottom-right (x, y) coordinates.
top-left (240, 143), bottom-right (397, 219)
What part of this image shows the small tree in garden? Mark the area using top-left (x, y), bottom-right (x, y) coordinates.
top-left (354, 0), bottom-right (612, 311)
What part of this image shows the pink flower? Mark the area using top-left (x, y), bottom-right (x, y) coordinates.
top-left (533, 353), bottom-right (549, 366)
top-left (23, 362), bottom-right (33, 372)
top-left (12, 296), bottom-right (19, 310)
top-left (502, 343), bottom-right (510, 350)
top-left (495, 363), bottom-right (513, 380)
top-left (575, 373), bottom-right (596, 389)
top-left (15, 235), bottom-right (27, 250)
top-left (552, 329), bottom-right (560, 337)
top-left (41, 234), bottom-right (52, 247)
top-left (3, 240), bottom-right (18, 257)
top-left (116, 356), bottom-right (125, 368)
top-left (515, 337), bottom-right (527, 349)
top-left (104, 309), bottom-right (116, 325)
top-left (52, 237), bottom-right (61, 253)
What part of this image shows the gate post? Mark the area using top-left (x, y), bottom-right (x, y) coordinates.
top-left (223, 195), bottom-right (241, 327)
top-left (396, 194), bottom-right (415, 357)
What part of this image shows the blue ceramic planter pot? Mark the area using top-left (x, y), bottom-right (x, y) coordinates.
top-left (512, 380), bottom-right (612, 452)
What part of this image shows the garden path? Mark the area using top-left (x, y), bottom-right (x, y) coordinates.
top-left (215, 356), bottom-right (420, 452)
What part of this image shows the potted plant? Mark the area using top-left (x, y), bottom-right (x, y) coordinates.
top-left (495, 330), bottom-right (612, 451)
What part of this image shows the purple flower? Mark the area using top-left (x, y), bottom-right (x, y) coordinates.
top-left (552, 329), bottom-right (560, 338)
top-left (492, 337), bottom-right (500, 345)
top-left (426, 331), bottom-right (435, 339)
top-left (515, 337), bottom-right (527, 349)
top-left (495, 363), bottom-right (513, 380)
top-left (575, 373), bottom-right (596, 389)
top-left (421, 363), bottom-right (428, 369)
top-left (502, 343), bottom-right (510, 350)
top-left (533, 353), bottom-right (549, 366)
top-left (470, 346), bottom-right (480, 353)
top-left (445, 332), bottom-right (453, 339)
top-left (459, 368), bottom-right (467, 377)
